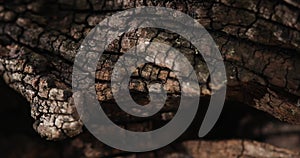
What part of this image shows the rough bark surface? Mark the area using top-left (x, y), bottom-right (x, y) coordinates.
top-left (0, 0), bottom-right (300, 157)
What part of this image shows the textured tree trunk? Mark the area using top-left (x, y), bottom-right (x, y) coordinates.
top-left (0, 0), bottom-right (300, 157)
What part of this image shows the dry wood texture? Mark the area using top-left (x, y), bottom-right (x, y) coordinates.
top-left (0, 0), bottom-right (300, 157)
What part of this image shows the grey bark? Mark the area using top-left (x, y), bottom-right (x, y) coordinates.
top-left (0, 0), bottom-right (300, 157)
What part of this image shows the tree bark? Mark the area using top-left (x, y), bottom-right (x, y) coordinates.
top-left (0, 0), bottom-right (300, 157)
